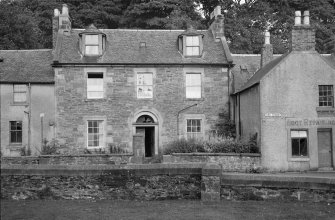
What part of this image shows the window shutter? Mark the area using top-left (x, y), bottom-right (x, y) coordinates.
top-left (182, 36), bottom-right (187, 56)
top-left (98, 34), bottom-right (103, 55)
top-left (79, 35), bottom-right (84, 54)
top-left (199, 36), bottom-right (203, 56)
top-left (178, 37), bottom-right (183, 53)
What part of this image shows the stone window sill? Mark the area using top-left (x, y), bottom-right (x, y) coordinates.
top-left (316, 107), bottom-right (335, 113)
top-left (11, 102), bottom-right (28, 106)
top-left (84, 98), bottom-right (107, 102)
top-left (290, 157), bottom-right (310, 162)
top-left (185, 98), bottom-right (205, 101)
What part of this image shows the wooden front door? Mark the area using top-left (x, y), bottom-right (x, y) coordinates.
top-left (317, 129), bottom-right (333, 168)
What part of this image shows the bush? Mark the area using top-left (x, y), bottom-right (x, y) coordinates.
top-left (109, 143), bottom-right (128, 154)
top-left (163, 138), bottom-right (205, 154)
top-left (164, 135), bottom-right (259, 154)
top-left (41, 139), bottom-right (60, 155)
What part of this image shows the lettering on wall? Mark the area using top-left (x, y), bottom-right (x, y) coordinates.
top-left (286, 118), bottom-right (335, 127)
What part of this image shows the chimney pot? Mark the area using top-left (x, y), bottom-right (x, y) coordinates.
top-left (295, 11), bottom-right (301, 25)
top-left (54, 9), bottom-right (60, 17)
top-left (303, 11), bottom-right (310, 25)
top-left (62, 4), bottom-right (69, 15)
top-left (265, 31), bottom-right (270, 45)
top-left (210, 6), bottom-right (221, 19)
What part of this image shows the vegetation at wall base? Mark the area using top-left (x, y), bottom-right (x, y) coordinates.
top-left (163, 135), bottom-right (259, 155)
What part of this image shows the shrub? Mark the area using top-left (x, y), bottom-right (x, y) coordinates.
top-left (109, 143), bottom-right (128, 154)
top-left (41, 139), bottom-right (60, 155)
top-left (163, 138), bottom-right (205, 154)
top-left (164, 135), bottom-right (259, 154)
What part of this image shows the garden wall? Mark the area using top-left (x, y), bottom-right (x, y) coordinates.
top-left (163, 153), bottom-right (261, 172)
top-left (1, 164), bottom-right (334, 202)
top-left (0, 154), bottom-right (137, 165)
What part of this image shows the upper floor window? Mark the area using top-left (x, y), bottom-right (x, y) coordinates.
top-left (186, 73), bottom-right (201, 99)
top-left (137, 72), bottom-right (153, 99)
top-left (186, 36), bottom-right (200, 56)
top-left (13, 84), bottom-right (27, 103)
top-left (319, 85), bottom-right (334, 107)
top-left (79, 24), bottom-right (106, 56)
top-left (10, 121), bottom-right (22, 144)
top-left (85, 35), bottom-right (99, 55)
top-left (87, 72), bottom-right (103, 99)
top-left (178, 26), bottom-right (204, 57)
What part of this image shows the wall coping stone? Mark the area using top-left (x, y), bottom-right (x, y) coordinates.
top-left (170, 153), bottom-right (261, 157)
top-left (0, 164), bottom-right (204, 176)
top-left (1, 154), bottom-right (134, 159)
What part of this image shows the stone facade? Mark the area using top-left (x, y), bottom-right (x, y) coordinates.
top-left (55, 66), bottom-right (228, 154)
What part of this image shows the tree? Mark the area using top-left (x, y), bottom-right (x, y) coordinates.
top-left (120, 0), bottom-right (205, 29)
top-left (0, 0), bottom-right (43, 49)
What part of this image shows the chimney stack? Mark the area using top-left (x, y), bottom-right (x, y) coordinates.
top-left (261, 30), bottom-right (273, 67)
top-left (209, 6), bottom-right (224, 41)
top-left (52, 4), bottom-right (71, 49)
top-left (291, 10), bottom-right (315, 51)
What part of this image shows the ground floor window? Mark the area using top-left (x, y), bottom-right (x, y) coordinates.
top-left (87, 120), bottom-right (104, 148)
top-left (186, 119), bottom-right (202, 139)
top-left (10, 121), bottom-right (22, 144)
top-left (291, 130), bottom-right (308, 157)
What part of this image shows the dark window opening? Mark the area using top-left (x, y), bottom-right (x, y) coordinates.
top-left (10, 121), bottom-right (22, 143)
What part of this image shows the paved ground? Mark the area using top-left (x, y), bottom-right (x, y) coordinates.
top-left (1, 200), bottom-right (335, 220)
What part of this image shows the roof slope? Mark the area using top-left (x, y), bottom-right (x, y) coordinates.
top-left (234, 53), bottom-right (290, 93)
top-left (0, 50), bottom-right (54, 83)
top-left (56, 29), bottom-right (229, 65)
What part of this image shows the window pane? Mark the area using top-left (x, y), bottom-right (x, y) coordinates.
top-left (138, 73), bottom-right (153, 85)
top-left (300, 138), bottom-right (308, 156)
top-left (186, 74), bottom-right (201, 86)
top-left (14, 93), bottom-right (27, 102)
top-left (85, 46), bottom-right (99, 55)
top-left (291, 131), bottom-right (307, 138)
top-left (192, 47), bottom-right (200, 56)
top-left (85, 35), bottom-right (99, 44)
top-left (186, 36), bottom-right (199, 46)
top-left (292, 139), bottom-right (300, 156)
top-left (14, 85), bottom-right (26, 92)
top-left (137, 86), bottom-right (153, 98)
top-left (186, 87), bottom-right (201, 98)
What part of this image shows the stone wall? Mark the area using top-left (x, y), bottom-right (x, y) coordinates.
top-left (1, 154), bottom-right (134, 165)
top-left (55, 66), bottom-right (228, 154)
top-left (163, 153), bottom-right (261, 172)
top-left (1, 165), bottom-right (334, 202)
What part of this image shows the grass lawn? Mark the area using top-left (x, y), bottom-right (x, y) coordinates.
top-left (1, 199), bottom-right (334, 220)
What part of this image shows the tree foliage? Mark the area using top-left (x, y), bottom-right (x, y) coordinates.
top-left (0, 0), bottom-right (334, 53)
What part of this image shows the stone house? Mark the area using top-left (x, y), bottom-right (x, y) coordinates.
top-left (233, 11), bottom-right (335, 171)
top-left (0, 50), bottom-right (55, 156)
top-left (51, 5), bottom-right (233, 156)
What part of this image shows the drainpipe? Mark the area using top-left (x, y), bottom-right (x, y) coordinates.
top-left (177, 101), bottom-right (203, 138)
top-left (27, 83), bottom-right (31, 153)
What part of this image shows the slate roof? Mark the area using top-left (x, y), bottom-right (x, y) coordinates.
top-left (234, 53), bottom-right (289, 94)
top-left (54, 29), bottom-right (230, 65)
top-left (233, 53), bottom-right (335, 94)
top-left (0, 49), bottom-right (54, 83)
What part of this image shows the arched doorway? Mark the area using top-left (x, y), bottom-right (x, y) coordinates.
top-left (133, 113), bottom-right (158, 157)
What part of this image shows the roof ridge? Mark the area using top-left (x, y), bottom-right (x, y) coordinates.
top-left (0, 49), bottom-right (52, 52)
top-left (72, 28), bottom-right (209, 32)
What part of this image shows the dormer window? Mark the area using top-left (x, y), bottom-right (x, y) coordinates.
top-left (186, 36), bottom-right (200, 56)
top-left (178, 26), bottom-right (204, 57)
top-left (79, 24), bottom-right (106, 57)
top-left (85, 35), bottom-right (99, 55)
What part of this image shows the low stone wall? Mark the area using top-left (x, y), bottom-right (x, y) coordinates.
top-left (0, 154), bottom-right (137, 165)
top-left (1, 164), bottom-right (334, 202)
top-left (1, 164), bottom-right (202, 200)
top-left (163, 153), bottom-right (261, 172)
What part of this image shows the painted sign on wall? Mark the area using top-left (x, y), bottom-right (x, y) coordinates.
top-left (286, 118), bottom-right (335, 127)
